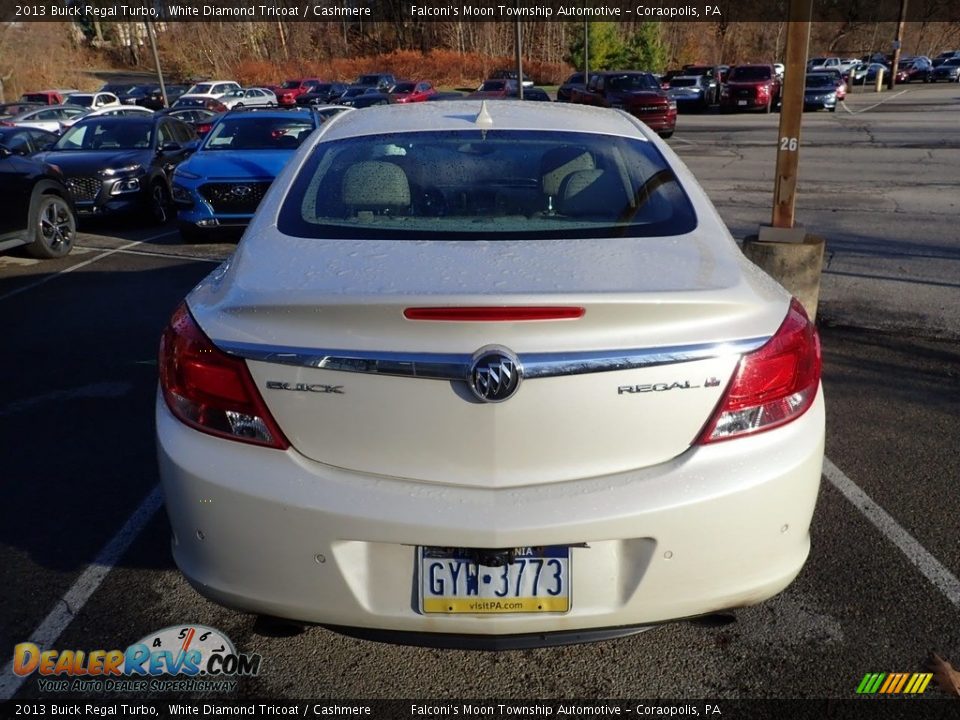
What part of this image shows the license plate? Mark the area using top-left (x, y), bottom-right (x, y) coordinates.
top-left (738, 99), bottom-right (748, 105)
top-left (419, 547), bottom-right (571, 614)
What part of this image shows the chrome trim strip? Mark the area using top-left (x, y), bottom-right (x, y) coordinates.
top-left (219, 336), bottom-right (770, 380)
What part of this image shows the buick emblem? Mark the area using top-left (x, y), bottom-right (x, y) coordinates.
top-left (230, 185), bottom-right (252, 198)
top-left (468, 346), bottom-right (522, 403)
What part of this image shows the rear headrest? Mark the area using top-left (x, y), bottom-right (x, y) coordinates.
top-left (557, 169), bottom-right (628, 218)
top-left (342, 161), bottom-right (410, 209)
top-left (540, 146), bottom-right (595, 197)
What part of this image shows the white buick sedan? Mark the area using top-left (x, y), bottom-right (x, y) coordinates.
top-left (157, 101), bottom-right (824, 649)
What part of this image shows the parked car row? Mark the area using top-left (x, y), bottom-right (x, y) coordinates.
top-left (807, 53), bottom-right (960, 84)
top-left (2, 100), bottom-right (358, 254)
top-left (7, 48), bottom-right (954, 264)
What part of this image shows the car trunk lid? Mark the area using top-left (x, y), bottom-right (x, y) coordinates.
top-left (189, 234), bottom-right (787, 488)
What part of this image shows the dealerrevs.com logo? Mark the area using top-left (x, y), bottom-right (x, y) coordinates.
top-left (13, 625), bottom-right (261, 693)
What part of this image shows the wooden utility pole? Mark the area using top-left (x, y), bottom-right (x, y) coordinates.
top-left (514, 13), bottom-right (523, 100)
top-left (145, 21), bottom-right (168, 109)
top-left (888, 0), bottom-right (908, 89)
top-left (584, 21), bottom-right (589, 86)
top-left (771, 1), bottom-right (813, 229)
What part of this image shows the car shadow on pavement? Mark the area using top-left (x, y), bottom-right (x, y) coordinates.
top-left (0, 263), bottom-right (213, 577)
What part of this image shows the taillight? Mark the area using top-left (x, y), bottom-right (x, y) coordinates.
top-left (697, 299), bottom-right (821, 444)
top-left (159, 303), bottom-right (289, 449)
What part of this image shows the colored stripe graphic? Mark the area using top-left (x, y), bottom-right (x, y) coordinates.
top-left (857, 672), bottom-right (932, 694)
top-left (879, 674), bottom-right (897, 693)
top-left (892, 673), bottom-right (909, 693)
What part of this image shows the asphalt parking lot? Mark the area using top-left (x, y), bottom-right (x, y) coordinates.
top-left (2, 83), bottom-right (959, 702)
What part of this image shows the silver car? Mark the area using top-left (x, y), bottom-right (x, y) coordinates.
top-left (220, 87), bottom-right (278, 109)
top-left (9, 105), bottom-right (87, 133)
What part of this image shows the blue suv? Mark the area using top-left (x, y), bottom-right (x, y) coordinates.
top-left (171, 107), bottom-right (319, 242)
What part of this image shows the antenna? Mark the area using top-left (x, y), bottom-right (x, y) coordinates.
top-left (474, 101), bottom-right (493, 138)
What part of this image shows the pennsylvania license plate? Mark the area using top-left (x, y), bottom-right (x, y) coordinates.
top-left (418, 547), bottom-right (571, 614)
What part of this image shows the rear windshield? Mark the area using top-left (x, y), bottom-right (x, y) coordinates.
top-left (171, 109), bottom-right (212, 122)
top-left (277, 130), bottom-right (697, 240)
top-left (66, 95), bottom-right (94, 107)
top-left (670, 78), bottom-right (699, 88)
top-left (805, 75), bottom-right (835, 88)
top-left (606, 74), bottom-right (659, 91)
top-left (730, 66), bottom-right (772, 81)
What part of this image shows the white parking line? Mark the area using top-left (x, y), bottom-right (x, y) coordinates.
top-left (823, 457), bottom-right (960, 608)
top-left (0, 230), bottom-right (177, 303)
top-left (0, 381), bottom-right (132, 419)
top-left (0, 485), bottom-right (163, 701)
top-left (840, 89), bottom-right (909, 115)
top-left (3, 455), bottom-right (958, 700)
top-left (75, 245), bottom-right (225, 264)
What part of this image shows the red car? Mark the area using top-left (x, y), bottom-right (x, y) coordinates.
top-left (467, 79), bottom-right (519, 99)
top-left (19, 90), bottom-right (76, 106)
top-left (720, 64), bottom-right (782, 113)
top-left (568, 71), bottom-right (677, 139)
top-left (390, 81), bottom-right (437, 103)
top-left (272, 79), bottom-right (323, 107)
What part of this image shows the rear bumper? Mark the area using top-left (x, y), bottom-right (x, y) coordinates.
top-left (804, 97), bottom-right (837, 110)
top-left (320, 623), bottom-right (655, 650)
top-left (721, 97), bottom-right (770, 110)
top-left (157, 389), bottom-right (824, 641)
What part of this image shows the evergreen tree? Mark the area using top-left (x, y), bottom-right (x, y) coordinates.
top-left (616, 23), bottom-right (669, 73)
top-left (565, 22), bottom-right (623, 71)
